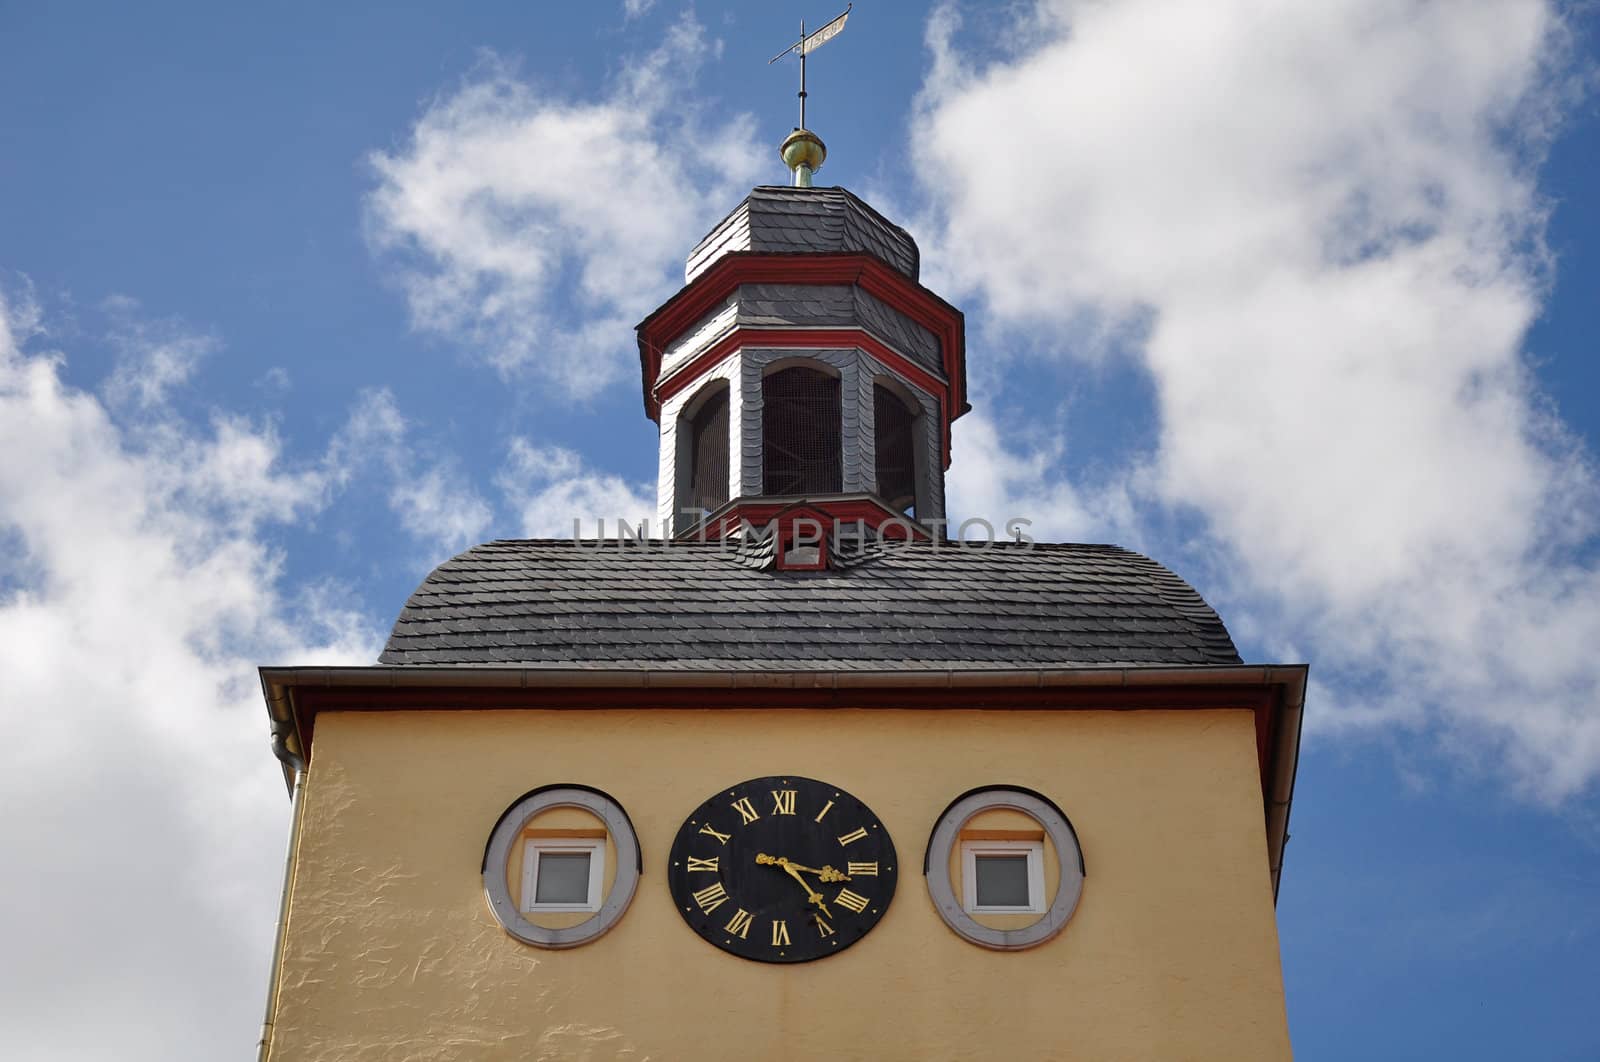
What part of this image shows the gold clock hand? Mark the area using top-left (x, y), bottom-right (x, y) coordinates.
top-left (781, 860), bottom-right (852, 883)
top-left (757, 854), bottom-right (835, 917)
top-left (782, 864), bottom-right (833, 917)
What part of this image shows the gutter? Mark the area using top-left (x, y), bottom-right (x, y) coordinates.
top-left (259, 662), bottom-right (1308, 695)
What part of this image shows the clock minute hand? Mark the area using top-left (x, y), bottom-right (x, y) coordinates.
top-left (780, 863), bottom-right (834, 917)
top-left (757, 853), bottom-right (834, 917)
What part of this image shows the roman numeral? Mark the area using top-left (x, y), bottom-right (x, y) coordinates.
top-left (814, 799), bottom-right (835, 823)
top-left (692, 882), bottom-right (728, 916)
top-left (686, 856), bottom-right (719, 872)
top-left (814, 915), bottom-right (836, 938)
top-left (731, 797), bottom-right (760, 825)
top-left (771, 920), bottom-right (791, 947)
top-left (837, 826), bottom-right (869, 846)
top-left (698, 823), bottom-right (731, 845)
top-left (771, 789), bottom-right (797, 815)
top-left (835, 888), bottom-right (869, 914)
top-left (846, 861), bottom-right (879, 876)
top-left (725, 908), bottom-right (754, 939)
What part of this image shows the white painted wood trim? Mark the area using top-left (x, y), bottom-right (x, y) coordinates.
top-left (521, 837), bottom-right (606, 914)
top-left (960, 839), bottom-right (1047, 915)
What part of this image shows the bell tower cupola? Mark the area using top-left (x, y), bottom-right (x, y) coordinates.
top-left (635, 134), bottom-right (969, 544)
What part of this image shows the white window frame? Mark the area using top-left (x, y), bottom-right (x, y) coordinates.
top-left (961, 839), bottom-right (1046, 914)
top-left (521, 837), bottom-right (606, 914)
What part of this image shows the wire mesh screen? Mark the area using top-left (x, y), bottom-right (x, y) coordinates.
top-left (763, 366), bottom-right (842, 495)
top-left (688, 387), bottom-right (730, 513)
top-left (874, 384), bottom-right (918, 515)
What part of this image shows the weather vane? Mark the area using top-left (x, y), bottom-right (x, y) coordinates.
top-left (768, 3), bottom-right (852, 133)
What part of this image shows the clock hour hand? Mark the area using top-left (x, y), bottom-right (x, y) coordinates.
top-left (756, 853), bottom-right (851, 883)
top-left (779, 860), bottom-right (851, 883)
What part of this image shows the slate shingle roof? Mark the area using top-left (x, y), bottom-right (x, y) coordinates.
top-left (743, 187), bottom-right (918, 278)
top-left (380, 540), bottom-right (1241, 670)
top-left (686, 186), bottom-right (920, 282)
top-left (727, 284), bottom-right (941, 372)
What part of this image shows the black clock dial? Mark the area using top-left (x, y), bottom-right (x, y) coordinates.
top-left (667, 775), bottom-right (898, 963)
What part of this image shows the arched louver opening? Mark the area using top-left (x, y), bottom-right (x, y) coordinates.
top-left (686, 386), bottom-right (730, 513)
top-left (874, 383), bottom-right (918, 516)
top-left (763, 365), bottom-right (842, 496)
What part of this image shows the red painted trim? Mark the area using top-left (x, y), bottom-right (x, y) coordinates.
top-left (639, 253), bottom-right (961, 342)
top-left (295, 684), bottom-right (1273, 713)
top-left (660, 328), bottom-right (947, 409)
top-left (636, 253), bottom-right (967, 465)
top-left (655, 327), bottom-right (952, 467)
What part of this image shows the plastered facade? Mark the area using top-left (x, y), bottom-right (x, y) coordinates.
top-left (269, 707), bottom-right (1292, 1061)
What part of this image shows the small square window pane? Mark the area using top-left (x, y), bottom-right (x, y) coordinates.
top-left (535, 852), bottom-right (592, 905)
top-left (783, 544), bottom-right (820, 566)
top-left (974, 854), bottom-right (1031, 908)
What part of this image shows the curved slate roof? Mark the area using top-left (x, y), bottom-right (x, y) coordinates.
top-left (685, 186), bottom-right (920, 283)
top-left (380, 540), bottom-right (1240, 670)
top-left (730, 283), bottom-right (942, 373)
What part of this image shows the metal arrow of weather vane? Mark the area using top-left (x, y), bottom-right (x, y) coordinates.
top-left (769, 3), bottom-right (851, 130)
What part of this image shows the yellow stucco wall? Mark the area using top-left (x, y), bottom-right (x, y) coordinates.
top-left (270, 707), bottom-right (1291, 1061)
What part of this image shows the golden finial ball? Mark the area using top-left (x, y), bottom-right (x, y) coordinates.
top-left (780, 129), bottom-right (827, 176)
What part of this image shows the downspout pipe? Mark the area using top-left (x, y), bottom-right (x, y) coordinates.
top-left (256, 716), bottom-right (308, 1061)
top-left (1265, 673), bottom-right (1306, 901)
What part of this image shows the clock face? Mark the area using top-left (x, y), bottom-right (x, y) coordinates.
top-left (667, 775), bottom-right (898, 963)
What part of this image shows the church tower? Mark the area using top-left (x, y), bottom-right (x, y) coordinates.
top-left (256, 110), bottom-right (1305, 1061)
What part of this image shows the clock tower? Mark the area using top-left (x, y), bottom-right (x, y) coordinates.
top-left (256, 125), bottom-right (1305, 1061)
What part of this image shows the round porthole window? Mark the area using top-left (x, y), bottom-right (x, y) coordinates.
top-left (924, 786), bottom-right (1085, 951)
top-left (482, 785), bottom-right (642, 949)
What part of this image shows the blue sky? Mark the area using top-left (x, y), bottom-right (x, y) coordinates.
top-left (2, 2), bottom-right (1598, 1058)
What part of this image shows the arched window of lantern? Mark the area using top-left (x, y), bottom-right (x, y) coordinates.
top-left (762, 361), bottom-right (842, 496)
top-left (873, 377), bottom-right (921, 517)
top-left (676, 380), bottom-right (730, 521)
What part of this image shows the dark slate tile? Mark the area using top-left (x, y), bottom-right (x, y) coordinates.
top-left (377, 539), bottom-right (1241, 669)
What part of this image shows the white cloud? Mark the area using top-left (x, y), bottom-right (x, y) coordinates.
top-left (497, 438), bottom-right (656, 538)
top-left (622, 0), bottom-right (656, 21)
top-left (329, 388), bottom-right (495, 556)
top-left (102, 297), bottom-right (215, 408)
top-left (0, 288), bottom-right (379, 1059)
top-left (254, 365), bottom-right (292, 394)
top-left (391, 464), bottom-right (497, 553)
top-left (366, 14), bottom-right (766, 398)
top-left (946, 411), bottom-right (1135, 543)
top-left (916, 1), bottom-right (1600, 798)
